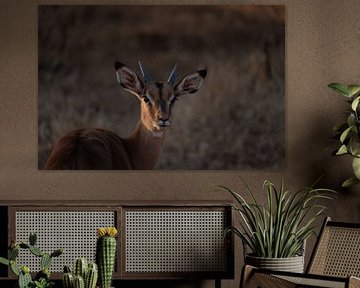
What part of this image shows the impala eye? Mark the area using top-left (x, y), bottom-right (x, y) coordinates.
top-left (142, 96), bottom-right (151, 105)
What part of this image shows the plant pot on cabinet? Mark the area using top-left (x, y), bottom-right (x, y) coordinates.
top-left (220, 179), bottom-right (334, 275)
top-left (242, 240), bottom-right (306, 273)
top-left (245, 254), bottom-right (304, 273)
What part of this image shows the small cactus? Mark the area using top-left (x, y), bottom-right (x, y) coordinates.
top-left (29, 245), bottom-right (44, 257)
top-left (74, 258), bottom-right (88, 279)
top-left (35, 268), bottom-right (50, 281)
top-left (41, 253), bottom-right (52, 270)
top-left (29, 232), bottom-right (37, 246)
top-left (64, 265), bottom-right (72, 273)
top-left (0, 232), bottom-right (64, 288)
top-left (21, 265), bottom-right (30, 274)
top-left (63, 272), bottom-right (74, 288)
top-left (96, 227), bottom-right (118, 288)
top-left (85, 263), bottom-right (98, 288)
top-left (9, 246), bottom-right (19, 260)
top-left (51, 248), bottom-right (64, 258)
top-left (63, 260), bottom-right (98, 288)
top-left (10, 260), bottom-right (20, 276)
top-left (18, 268), bottom-right (32, 288)
top-left (74, 275), bottom-right (85, 288)
top-left (19, 243), bottom-right (30, 249)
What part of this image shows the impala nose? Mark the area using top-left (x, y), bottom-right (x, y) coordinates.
top-left (158, 116), bottom-right (169, 122)
top-left (157, 117), bottom-right (171, 127)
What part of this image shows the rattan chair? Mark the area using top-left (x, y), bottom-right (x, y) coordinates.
top-left (241, 217), bottom-right (360, 288)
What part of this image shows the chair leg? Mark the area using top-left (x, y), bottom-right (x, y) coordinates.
top-left (240, 265), bottom-right (255, 288)
top-left (215, 278), bottom-right (221, 288)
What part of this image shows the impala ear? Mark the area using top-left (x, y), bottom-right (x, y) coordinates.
top-left (174, 69), bottom-right (207, 97)
top-left (115, 61), bottom-right (144, 97)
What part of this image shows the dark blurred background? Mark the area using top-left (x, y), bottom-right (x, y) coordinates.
top-left (38, 5), bottom-right (285, 170)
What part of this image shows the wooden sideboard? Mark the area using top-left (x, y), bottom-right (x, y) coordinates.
top-left (0, 201), bottom-right (234, 288)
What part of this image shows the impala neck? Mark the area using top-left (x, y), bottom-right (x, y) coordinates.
top-left (123, 121), bottom-right (166, 170)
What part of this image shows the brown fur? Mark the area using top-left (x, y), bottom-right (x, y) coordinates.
top-left (44, 63), bottom-right (206, 170)
top-left (45, 128), bottom-right (131, 169)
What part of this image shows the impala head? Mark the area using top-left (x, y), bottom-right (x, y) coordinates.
top-left (115, 61), bottom-right (207, 132)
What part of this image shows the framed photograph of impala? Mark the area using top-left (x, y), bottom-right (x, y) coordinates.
top-left (38, 5), bottom-right (285, 170)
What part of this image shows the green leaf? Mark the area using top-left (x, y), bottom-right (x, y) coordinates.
top-left (336, 145), bottom-right (348, 155)
top-left (29, 232), bottom-right (37, 246)
top-left (347, 114), bottom-right (356, 128)
top-left (0, 257), bottom-right (9, 266)
top-left (352, 157), bottom-right (360, 179)
top-left (352, 96), bottom-right (360, 111)
top-left (19, 243), bottom-right (29, 249)
top-left (29, 246), bottom-right (44, 257)
top-left (50, 248), bottom-right (63, 257)
top-left (21, 265), bottom-right (30, 274)
top-left (8, 247), bottom-right (19, 261)
top-left (18, 271), bottom-right (32, 288)
top-left (349, 135), bottom-right (360, 156)
top-left (40, 254), bottom-right (51, 270)
top-left (333, 122), bottom-right (348, 132)
top-left (340, 126), bottom-right (353, 143)
top-left (10, 261), bottom-right (20, 276)
top-left (328, 83), bottom-right (351, 97)
top-left (342, 177), bottom-right (360, 188)
top-left (347, 85), bottom-right (360, 97)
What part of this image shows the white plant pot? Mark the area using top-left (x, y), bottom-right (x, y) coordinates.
top-left (245, 254), bottom-right (305, 273)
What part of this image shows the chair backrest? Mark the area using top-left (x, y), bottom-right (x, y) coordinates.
top-left (307, 217), bottom-right (360, 277)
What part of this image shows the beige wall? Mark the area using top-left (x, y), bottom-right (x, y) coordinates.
top-left (1, 0), bottom-right (360, 287)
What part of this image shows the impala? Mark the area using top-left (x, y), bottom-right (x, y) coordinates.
top-left (44, 61), bottom-right (207, 169)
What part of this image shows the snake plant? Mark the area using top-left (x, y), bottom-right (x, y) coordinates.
top-left (221, 178), bottom-right (335, 258)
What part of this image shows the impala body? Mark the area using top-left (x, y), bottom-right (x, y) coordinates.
top-left (44, 62), bottom-right (207, 170)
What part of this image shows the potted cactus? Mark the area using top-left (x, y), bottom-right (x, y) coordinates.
top-left (0, 232), bottom-right (64, 288)
top-left (62, 258), bottom-right (98, 288)
top-left (96, 227), bottom-right (118, 288)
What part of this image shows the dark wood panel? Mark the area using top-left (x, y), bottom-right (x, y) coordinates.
top-left (0, 200), bottom-right (232, 207)
top-left (0, 279), bottom-right (203, 288)
top-left (0, 206), bottom-right (8, 278)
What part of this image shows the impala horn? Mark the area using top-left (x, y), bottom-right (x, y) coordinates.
top-left (138, 61), bottom-right (152, 84)
top-left (167, 64), bottom-right (177, 86)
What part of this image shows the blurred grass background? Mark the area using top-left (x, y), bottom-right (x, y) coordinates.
top-left (38, 5), bottom-right (285, 170)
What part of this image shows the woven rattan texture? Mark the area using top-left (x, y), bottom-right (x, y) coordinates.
top-left (309, 226), bottom-right (360, 277)
top-left (249, 273), bottom-right (297, 288)
top-left (15, 211), bottom-right (115, 272)
top-left (125, 210), bottom-right (227, 273)
top-left (277, 275), bottom-right (345, 288)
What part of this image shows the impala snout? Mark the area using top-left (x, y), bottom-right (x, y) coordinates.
top-left (157, 116), bottom-right (171, 128)
top-left (155, 104), bottom-right (171, 129)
